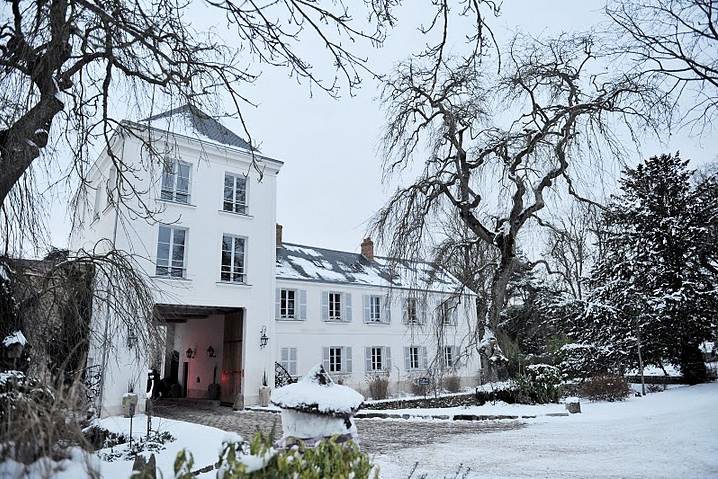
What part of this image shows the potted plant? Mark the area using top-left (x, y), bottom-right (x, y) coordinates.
top-left (259, 371), bottom-right (271, 407)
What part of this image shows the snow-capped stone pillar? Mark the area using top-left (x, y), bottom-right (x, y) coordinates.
top-left (271, 364), bottom-right (364, 447)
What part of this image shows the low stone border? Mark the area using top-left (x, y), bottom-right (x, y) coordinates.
top-left (353, 411), bottom-right (569, 421)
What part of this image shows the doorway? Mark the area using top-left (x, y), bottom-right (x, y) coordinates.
top-left (220, 310), bottom-right (244, 407)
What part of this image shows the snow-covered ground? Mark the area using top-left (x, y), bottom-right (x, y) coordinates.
top-left (95, 414), bottom-right (238, 478)
top-left (360, 401), bottom-right (566, 419)
top-left (374, 383), bottom-right (718, 479)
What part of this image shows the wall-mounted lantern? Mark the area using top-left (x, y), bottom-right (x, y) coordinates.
top-left (259, 326), bottom-right (269, 349)
top-left (186, 347), bottom-right (195, 359)
top-left (207, 345), bottom-right (216, 358)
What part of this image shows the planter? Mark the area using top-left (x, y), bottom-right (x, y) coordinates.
top-left (259, 385), bottom-right (272, 407)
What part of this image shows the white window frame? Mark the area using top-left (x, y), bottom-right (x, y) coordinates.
top-left (328, 292), bottom-right (342, 321)
top-left (160, 159), bottom-right (192, 204)
top-left (329, 347), bottom-right (343, 373)
top-left (444, 345), bottom-right (456, 368)
top-left (280, 347), bottom-right (297, 376)
top-left (223, 172), bottom-right (248, 214)
top-left (220, 234), bottom-right (247, 283)
top-left (408, 346), bottom-right (421, 370)
top-left (369, 295), bottom-right (382, 322)
top-left (405, 297), bottom-right (419, 324)
top-left (155, 225), bottom-right (187, 278)
top-left (280, 289), bottom-right (296, 319)
top-left (371, 346), bottom-right (383, 371)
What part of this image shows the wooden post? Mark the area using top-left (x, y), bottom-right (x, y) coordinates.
top-left (636, 325), bottom-right (646, 396)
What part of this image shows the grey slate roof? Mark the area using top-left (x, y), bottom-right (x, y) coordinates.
top-left (276, 242), bottom-right (470, 293)
top-left (142, 104), bottom-right (254, 151)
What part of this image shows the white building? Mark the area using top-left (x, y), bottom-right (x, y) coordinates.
top-left (71, 105), bottom-right (480, 417)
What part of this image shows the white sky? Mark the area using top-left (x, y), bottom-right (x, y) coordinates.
top-left (43, 0), bottom-right (717, 256)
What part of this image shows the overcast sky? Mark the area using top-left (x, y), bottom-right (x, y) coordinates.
top-left (45, 0), bottom-right (717, 256)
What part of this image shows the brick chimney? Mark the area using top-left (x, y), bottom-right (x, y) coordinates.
top-left (276, 224), bottom-right (283, 247)
top-left (361, 237), bottom-right (374, 261)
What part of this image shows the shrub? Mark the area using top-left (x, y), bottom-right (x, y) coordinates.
top-left (442, 375), bottom-right (461, 393)
top-left (409, 380), bottom-right (428, 397)
top-left (516, 364), bottom-right (562, 404)
top-left (175, 433), bottom-right (377, 479)
top-left (579, 375), bottom-right (631, 402)
top-left (367, 376), bottom-right (389, 400)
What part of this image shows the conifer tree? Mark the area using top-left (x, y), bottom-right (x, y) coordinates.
top-left (583, 153), bottom-right (717, 383)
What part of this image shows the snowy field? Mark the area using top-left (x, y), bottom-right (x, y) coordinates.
top-left (374, 383), bottom-right (718, 479)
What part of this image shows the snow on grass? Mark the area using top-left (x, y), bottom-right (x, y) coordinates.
top-left (95, 414), bottom-right (236, 478)
top-left (374, 383), bottom-right (718, 479)
top-left (0, 448), bottom-right (99, 479)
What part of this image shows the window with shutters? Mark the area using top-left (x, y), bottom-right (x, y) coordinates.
top-left (220, 234), bottom-right (246, 283)
top-left (160, 159), bottom-right (191, 204)
top-left (280, 289), bottom-right (296, 319)
top-left (329, 347), bottom-right (343, 373)
top-left (328, 292), bottom-right (342, 321)
top-left (280, 347), bottom-right (297, 376)
top-left (155, 225), bottom-right (187, 278)
top-left (439, 301), bottom-right (455, 325)
top-left (408, 346), bottom-right (420, 369)
top-left (223, 173), bottom-right (248, 214)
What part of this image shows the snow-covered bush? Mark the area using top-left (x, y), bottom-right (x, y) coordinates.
top-left (578, 375), bottom-right (630, 402)
top-left (367, 376), bottom-right (389, 400)
top-left (516, 364), bottom-right (562, 404)
top-left (0, 370), bottom-right (92, 465)
top-left (174, 433), bottom-right (376, 479)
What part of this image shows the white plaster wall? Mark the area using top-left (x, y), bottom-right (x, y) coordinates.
top-left (274, 279), bottom-right (480, 397)
top-left (72, 127), bottom-right (281, 414)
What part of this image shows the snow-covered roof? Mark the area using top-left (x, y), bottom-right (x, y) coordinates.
top-left (271, 364), bottom-right (364, 416)
top-left (139, 104), bottom-right (254, 151)
top-left (276, 242), bottom-right (473, 294)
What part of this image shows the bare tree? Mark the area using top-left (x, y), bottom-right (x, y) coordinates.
top-left (372, 32), bottom-right (667, 365)
top-left (608, 0), bottom-right (718, 130)
top-left (534, 203), bottom-right (604, 301)
top-left (0, 0), bottom-right (399, 254)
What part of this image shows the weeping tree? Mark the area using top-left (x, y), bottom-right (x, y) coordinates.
top-left (372, 32), bottom-right (667, 368)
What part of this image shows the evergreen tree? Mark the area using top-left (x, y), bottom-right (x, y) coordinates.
top-left (582, 153), bottom-right (717, 383)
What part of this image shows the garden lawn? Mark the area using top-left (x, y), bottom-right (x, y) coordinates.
top-left (374, 382), bottom-right (718, 478)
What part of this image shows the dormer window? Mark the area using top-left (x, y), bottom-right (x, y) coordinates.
top-left (161, 159), bottom-right (191, 204)
top-left (223, 173), bottom-right (247, 214)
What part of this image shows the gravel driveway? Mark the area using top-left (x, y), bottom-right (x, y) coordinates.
top-left (153, 402), bottom-right (524, 455)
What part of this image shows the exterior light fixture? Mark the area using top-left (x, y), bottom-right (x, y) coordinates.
top-left (259, 326), bottom-right (269, 349)
top-left (207, 346), bottom-right (216, 358)
top-left (186, 347), bottom-right (195, 359)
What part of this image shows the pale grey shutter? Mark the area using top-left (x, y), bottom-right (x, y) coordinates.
top-left (404, 347), bottom-right (411, 370)
top-left (275, 288), bottom-right (281, 319)
top-left (365, 347), bottom-right (372, 372)
top-left (452, 303), bottom-right (459, 325)
top-left (385, 346), bottom-right (392, 371)
top-left (419, 298), bottom-right (427, 324)
top-left (322, 347), bottom-right (330, 371)
top-left (363, 295), bottom-right (370, 323)
top-left (402, 298), bottom-right (408, 324)
top-left (383, 297), bottom-right (391, 324)
top-left (421, 346), bottom-right (428, 369)
top-left (345, 347), bottom-right (353, 373)
top-left (290, 348), bottom-right (297, 375)
top-left (321, 292), bottom-right (329, 321)
top-left (344, 293), bottom-right (352, 322)
top-left (298, 290), bottom-right (307, 320)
